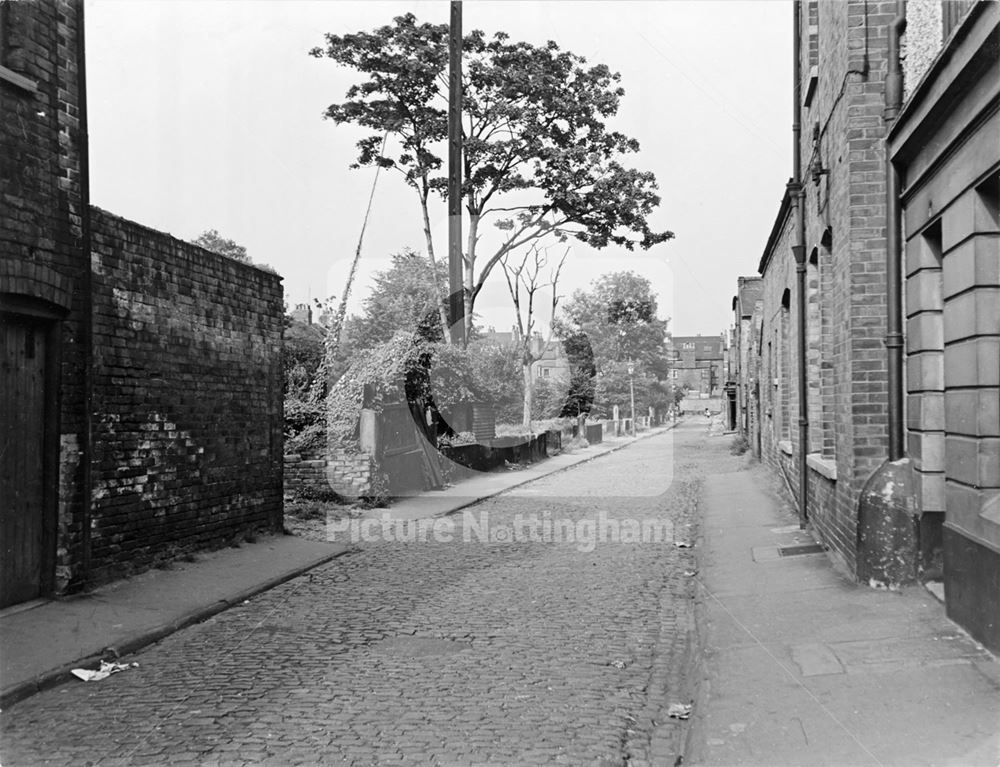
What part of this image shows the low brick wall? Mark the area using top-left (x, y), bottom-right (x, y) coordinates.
top-left (327, 448), bottom-right (373, 498)
top-left (284, 454), bottom-right (329, 498)
top-left (284, 450), bottom-right (373, 500)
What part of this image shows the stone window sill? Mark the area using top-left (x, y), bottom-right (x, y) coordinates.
top-left (0, 65), bottom-right (37, 95)
top-left (778, 440), bottom-right (793, 455)
top-left (807, 453), bottom-right (838, 481)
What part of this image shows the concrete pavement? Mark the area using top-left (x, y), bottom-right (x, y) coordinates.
top-left (687, 457), bottom-right (1000, 767)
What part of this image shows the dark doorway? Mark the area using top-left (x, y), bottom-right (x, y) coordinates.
top-left (1, 310), bottom-right (58, 608)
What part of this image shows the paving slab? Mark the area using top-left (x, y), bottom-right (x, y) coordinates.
top-left (687, 465), bottom-right (1000, 767)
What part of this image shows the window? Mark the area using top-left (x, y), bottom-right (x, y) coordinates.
top-left (803, 1), bottom-right (819, 107)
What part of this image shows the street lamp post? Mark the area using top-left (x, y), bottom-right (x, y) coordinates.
top-left (627, 361), bottom-right (636, 436)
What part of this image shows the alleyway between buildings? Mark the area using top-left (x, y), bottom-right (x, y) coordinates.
top-left (2, 423), bottom-right (998, 766)
top-left (1, 427), bottom-right (702, 766)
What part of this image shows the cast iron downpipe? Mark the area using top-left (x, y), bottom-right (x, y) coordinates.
top-left (885, 0), bottom-right (907, 459)
top-left (77, 0), bottom-right (94, 588)
top-left (791, 0), bottom-right (809, 526)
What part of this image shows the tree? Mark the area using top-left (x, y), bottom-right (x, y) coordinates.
top-left (191, 229), bottom-right (250, 262)
top-left (500, 244), bottom-right (567, 429)
top-left (346, 248), bottom-right (445, 351)
top-left (556, 271), bottom-right (671, 376)
top-left (465, 338), bottom-right (523, 425)
top-left (283, 313), bottom-right (328, 455)
top-left (311, 15), bottom-right (673, 341)
top-left (560, 331), bottom-right (596, 417)
top-left (555, 271), bottom-right (671, 417)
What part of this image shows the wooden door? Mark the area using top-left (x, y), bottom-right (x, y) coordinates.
top-left (0, 316), bottom-right (48, 607)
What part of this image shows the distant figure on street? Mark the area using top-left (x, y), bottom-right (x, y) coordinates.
top-left (704, 408), bottom-right (711, 419)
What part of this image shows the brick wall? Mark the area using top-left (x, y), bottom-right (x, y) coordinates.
top-left (88, 209), bottom-right (284, 582)
top-left (285, 450), bottom-right (373, 500)
top-left (1, 0), bottom-right (89, 592)
top-left (752, 0), bottom-right (902, 575)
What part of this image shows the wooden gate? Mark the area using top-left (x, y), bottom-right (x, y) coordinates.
top-left (378, 402), bottom-right (430, 496)
top-left (375, 401), bottom-right (446, 496)
top-left (0, 315), bottom-right (52, 608)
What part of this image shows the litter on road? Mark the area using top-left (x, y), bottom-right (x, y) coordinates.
top-left (667, 702), bottom-right (693, 720)
top-left (70, 661), bottom-right (138, 682)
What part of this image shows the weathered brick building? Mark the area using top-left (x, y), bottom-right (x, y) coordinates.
top-left (736, 0), bottom-right (998, 652)
top-left (1, 0), bottom-right (284, 606)
top-left (730, 277), bottom-right (763, 447)
top-left (667, 335), bottom-right (725, 398)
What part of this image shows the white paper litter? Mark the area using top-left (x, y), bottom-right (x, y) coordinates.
top-left (667, 702), bottom-right (693, 720)
top-left (71, 660), bottom-right (138, 682)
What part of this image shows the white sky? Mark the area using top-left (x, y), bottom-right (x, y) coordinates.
top-left (85, 0), bottom-right (791, 337)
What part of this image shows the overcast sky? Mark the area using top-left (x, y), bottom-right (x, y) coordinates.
top-left (86, 0), bottom-right (791, 337)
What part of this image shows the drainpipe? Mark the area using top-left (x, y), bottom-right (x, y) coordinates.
top-left (76, 0), bottom-right (94, 587)
top-left (791, 0), bottom-right (809, 527)
top-left (885, 0), bottom-right (906, 459)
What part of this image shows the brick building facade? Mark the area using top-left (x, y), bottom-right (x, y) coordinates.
top-left (1, 0), bottom-right (284, 605)
top-left (731, 277), bottom-right (763, 447)
top-left (735, 0), bottom-right (998, 651)
top-left (667, 335), bottom-right (725, 398)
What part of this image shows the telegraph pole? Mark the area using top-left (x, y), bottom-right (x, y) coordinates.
top-left (447, 1), bottom-right (466, 346)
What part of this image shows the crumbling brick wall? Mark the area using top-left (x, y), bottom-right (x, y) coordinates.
top-left (284, 451), bottom-right (373, 500)
top-left (88, 208), bottom-right (284, 582)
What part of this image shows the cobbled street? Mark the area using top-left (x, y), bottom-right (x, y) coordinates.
top-left (1, 423), bottom-right (735, 766)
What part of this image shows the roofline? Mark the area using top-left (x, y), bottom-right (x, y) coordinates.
top-left (757, 186), bottom-right (792, 276)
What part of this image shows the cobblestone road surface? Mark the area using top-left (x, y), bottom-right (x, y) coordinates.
top-left (2, 423), bottom-right (725, 766)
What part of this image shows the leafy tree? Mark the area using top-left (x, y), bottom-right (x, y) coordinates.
top-left (556, 271), bottom-right (670, 376)
top-left (464, 339), bottom-right (523, 425)
top-left (283, 314), bottom-right (328, 455)
top-left (530, 377), bottom-right (564, 422)
top-left (311, 15), bottom-right (673, 341)
top-left (347, 248), bottom-right (445, 351)
top-left (191, 229), bottom-right (250, 262)
top-left (560, 330), bottom-right (596, 417)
